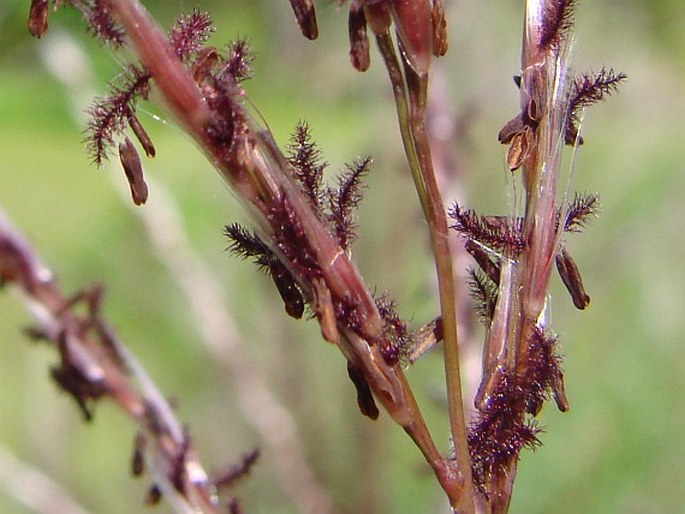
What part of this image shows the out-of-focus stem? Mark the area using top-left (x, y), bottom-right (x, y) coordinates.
top-left (0, 444), bottom-right (91, 514)
top-left (0, 207), bottom-right (219, 514)
top-left (128, 180), bottom-right (336, 514)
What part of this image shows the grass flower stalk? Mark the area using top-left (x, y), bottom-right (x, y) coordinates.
top-left (2, 0), bottom-right (626, 511)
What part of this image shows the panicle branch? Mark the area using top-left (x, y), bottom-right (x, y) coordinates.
top-left (451, 0), bottom-right (625, 510)
top-left (51, 0), bottom-right (466, 507)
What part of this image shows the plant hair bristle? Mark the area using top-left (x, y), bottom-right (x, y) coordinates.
top-left (566, 68), bottom-right (626, 144)
top-left (538, 0), bottom-right (576, 51)
top-left (85, 66), bottom-right (151, 166)
top-left (326, 157), bottom-right (371, 250)
top-left (468, 369), bottom-right (542, 496)
top-left (168, 9), bottom-right (215, 62)
top-left (224, 223), bottom-right (305, 319)
top-left (562, 192), bottom-right (600, 232)
top-left (449, 203), bottom-right (526, 256)
top-left (287, 121), bottom-right (327, 212)
top-left (375, 291), bottom-right (410, 364)
top-left (77, 0), bottom-right (126, 47)
top-left (466, 268), bottom-right (499, 324)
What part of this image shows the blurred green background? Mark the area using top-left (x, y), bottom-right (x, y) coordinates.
top-left (1, 1), bottom-right (684, 513)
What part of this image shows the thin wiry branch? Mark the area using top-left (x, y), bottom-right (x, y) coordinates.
top-left (466, 0), bottom-right (624, 509)
top-left (19, 1), bottom-right (626, 512)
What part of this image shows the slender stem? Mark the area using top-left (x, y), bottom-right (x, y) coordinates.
top-left (375, 34), bottom-right (429, 207)
top-left (404, 63), bottom-right (475, 514)
top-left (340, 328), bottom-right (464, 506)
top-left (375, 32), bottom-right (474, 513)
